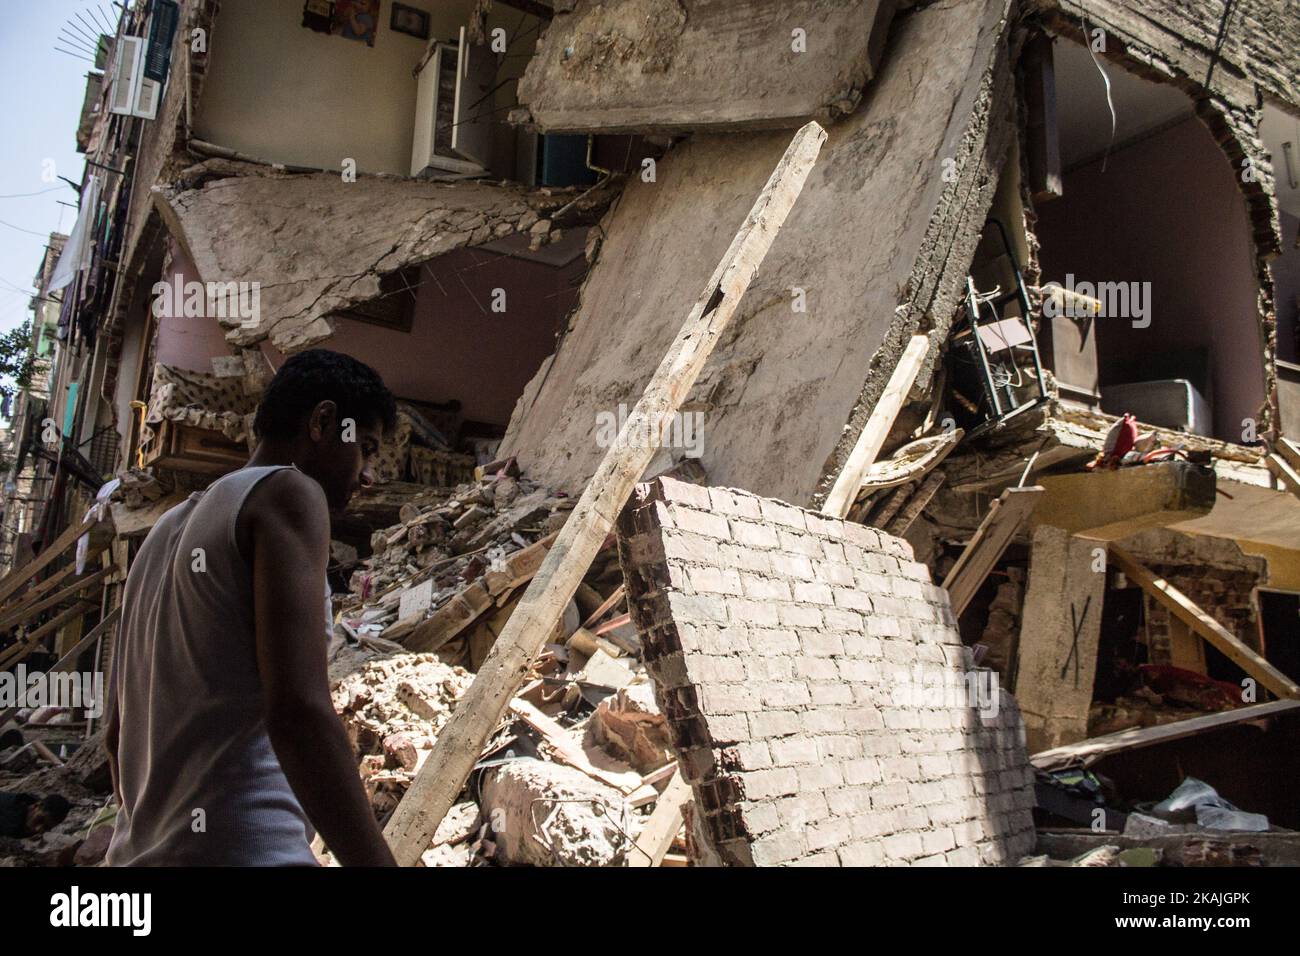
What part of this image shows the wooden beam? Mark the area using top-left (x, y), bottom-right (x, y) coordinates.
top-left (0, 567), bottom-right (110, 632)
top-left (0, 607), bottom-right (121, 730)
top-left (0, 562), bottom-right (80, 616)
top-left (941, 486), bottom-right (1044, 616)
top-left (0, 519), bottom-right (99, 608)
top-left (627, 770), bottom-right (692, 867)
top-left (1108, 545), bottom-right (1300, 700)
top-left (580, 584), bottom-right (625, 630)
top-left (0, 600), bottom-right (98, 670)
top-left (1277, 436), bottom-right (1300, 473)
top-left (1266, 451), bottom-right (1300, 501)
top-left (1031, 698), bottom-right (1300, 770)
top-left (383, 121), bottom-right (828, 866)
top-left (822, 334), bottom-right (931, 518)
top-left (888, 469), bottom-right (945, 535)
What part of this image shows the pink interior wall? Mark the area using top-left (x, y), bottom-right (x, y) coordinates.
top-left (1036, 117), bottom-right (1266, 440)
top-left (261, 247), bottom-right (585, 428)
top-left (154, 238), bottom-right (239, 373)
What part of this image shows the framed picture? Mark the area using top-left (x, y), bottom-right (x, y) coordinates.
top-left (390, 2), bottom-right (430, 40)
top-left (333, 0), bottom-right (380, 46)
top-left (302, 0), bottom-right (334, 34)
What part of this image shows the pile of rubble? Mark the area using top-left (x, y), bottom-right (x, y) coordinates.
top-left (324, 462), bottom-right (687, 866)
top-left (325, 638), bottom-right (682, 866)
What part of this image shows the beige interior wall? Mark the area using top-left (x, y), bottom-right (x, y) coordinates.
top-left (195, 0), bottom-right (541, 176)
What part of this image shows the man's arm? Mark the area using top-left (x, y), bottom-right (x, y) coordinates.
top-left (246, 470), bottom-right (396, 866)
top-left (104, 630), bottom-right (123, 806)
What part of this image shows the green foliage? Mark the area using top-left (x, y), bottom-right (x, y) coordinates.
top-left (0, 321), bottom-right (37, 403)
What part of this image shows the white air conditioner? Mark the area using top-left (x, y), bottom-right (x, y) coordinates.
top-left (108, 35), bottom-right (163, 120)
top-left (411, 27), bottom-right (496, 177)
top-left (133, 77), bottom-right (161, 120)
top-left (108, 36), bottom-right (142, 116)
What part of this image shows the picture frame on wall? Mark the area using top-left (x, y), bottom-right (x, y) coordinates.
top-left (390, 3), bottom-right (431, 40)
top-left (302, 0), bottom-right (333, 34)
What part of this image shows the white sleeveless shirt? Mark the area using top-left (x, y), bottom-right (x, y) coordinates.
top-left (107, 465), bottom-right (326, 866)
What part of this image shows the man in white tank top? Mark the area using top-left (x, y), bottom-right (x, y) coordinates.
top-left (105, 350), bottom-right (398, 866)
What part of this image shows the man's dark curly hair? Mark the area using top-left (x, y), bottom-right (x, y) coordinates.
top-left (254, 349), bottom-right (397, 442)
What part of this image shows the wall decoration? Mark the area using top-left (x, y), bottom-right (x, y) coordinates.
top-left (301, 0), bottom-right (333, 34)
top-left (332, 0), bottom-right (381, 46)
top-left (390, 3), bottom-right (430, 40)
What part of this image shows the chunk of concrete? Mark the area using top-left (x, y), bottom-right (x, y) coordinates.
top-left (517, 0), bottom-right (898, 134)
top-left (481, 758), bottom-right (637, 867)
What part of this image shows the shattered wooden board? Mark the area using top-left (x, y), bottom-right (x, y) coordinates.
top-left (517, 0), bottom-right (897, 134)
top-left (501, 0), bottom-right (1015, 507)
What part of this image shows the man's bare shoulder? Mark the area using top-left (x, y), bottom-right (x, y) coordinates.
top-left (240, 468), bottom-right (329, 554)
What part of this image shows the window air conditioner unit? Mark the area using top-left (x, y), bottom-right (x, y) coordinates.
top-left (108, 36), bottom-right (143, 116)
top-left (411, 27), bottom-right (496, 177)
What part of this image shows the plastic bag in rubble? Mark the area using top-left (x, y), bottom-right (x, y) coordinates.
top-left (1151, 776), bottom-right (1269, 832)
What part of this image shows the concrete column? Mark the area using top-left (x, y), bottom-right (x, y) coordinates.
top-left (1014, 525), bottom-right (1106, 754)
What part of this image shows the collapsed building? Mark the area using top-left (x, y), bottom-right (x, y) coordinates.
top-left (3, 0), bottom-right (1300, 867)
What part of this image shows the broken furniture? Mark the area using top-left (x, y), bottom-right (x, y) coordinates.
top-left (139, 364), bottom-right (255, 475)
top-left (947, 219), bottom-right (1049, 437)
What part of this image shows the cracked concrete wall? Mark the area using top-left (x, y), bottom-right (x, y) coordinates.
top-left (1030, 1), bottom-right (1291, 438)
top-left (1033, 0), bottom-right (1300, 112)
top-left (153, 166), bottom-right (606, 354)
top-left (516, 0), bottom-right (898, 133)
top-left (500, 0), bottom-right (1016, 507)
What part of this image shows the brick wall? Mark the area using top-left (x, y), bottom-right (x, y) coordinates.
top-left (1144, 565), bottom-right (1262, 665)
top-left (617, 477), bottom-right (1037, 866)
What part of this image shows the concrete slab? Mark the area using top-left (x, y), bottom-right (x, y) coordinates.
top-left (1030, 460), bottom-right (1217, 540)
top-left (501, 0), bottom-right (1016, 506)
top-left (516, 0), bottom-right (898, 134)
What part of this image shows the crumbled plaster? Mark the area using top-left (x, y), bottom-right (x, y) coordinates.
top-left (152, 165), bottom-right (617, 353)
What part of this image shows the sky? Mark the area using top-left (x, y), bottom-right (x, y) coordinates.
top-left (0, 1), bottom-right (121, 335)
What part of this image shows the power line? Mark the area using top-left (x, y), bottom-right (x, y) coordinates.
top-left (0, 218), bottom-right (55, 238)
top-left (0, 186), bottom-right (66, 200)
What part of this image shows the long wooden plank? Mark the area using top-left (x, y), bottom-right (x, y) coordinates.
top-left (821, 334), bottom-right (931, 518)
top-left (626, 770), bottom-right (692, 867)
top-left (0, 567), bottom-right (110, 632)
top-left (0, 562), bottom-right (80, 616)
top-left (1031, 698), bottom-right (1300, 770)
top-left (941, 486), bottom-right (1044, 616)
top-left (0, 600), bottom-right (97, 671)
top-left (0, 607), bottom-right (121, 730)
top-left (0, 519), bottom-right (99, 608)
top-left (384, 121), bottom-right (828, 866)
top-left (1109, 544), bottom-right (1300, 699)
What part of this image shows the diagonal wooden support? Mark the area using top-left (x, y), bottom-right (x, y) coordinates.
top-left (1266, 450), bottom-right (1300, 502)
top-left (0, 566), bottom-right (110, 632)
top-left (0, 600), bottom-right (98, 671)
top-left (383, 121), bottom-right (828, 865)
top-left (0, 519), bottom-right (98, 608)
top-left (942, 485), bottom-right (1044, 617)
top-left (822, 334), bottom-right (931, 518)
top-left (1108, 544), bottom-right (1300, 700)
top-left (0, 607), bottom-right (121, 730)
